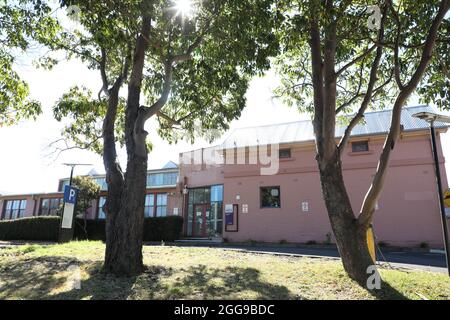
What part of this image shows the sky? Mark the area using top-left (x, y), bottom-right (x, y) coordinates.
top-left (0, 7), bottom-right (449, 195)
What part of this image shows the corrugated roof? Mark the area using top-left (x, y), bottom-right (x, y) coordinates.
top-left (221, 105), bottom-right (448, 148)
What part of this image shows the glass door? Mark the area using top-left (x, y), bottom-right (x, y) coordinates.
top-left (192, 204), bottom-right (211, 237)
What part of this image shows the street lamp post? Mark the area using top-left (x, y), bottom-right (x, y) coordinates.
top-left (413, 111), bottom-right (450, 276)
top-left (62, 163), bottom-right (92, 186)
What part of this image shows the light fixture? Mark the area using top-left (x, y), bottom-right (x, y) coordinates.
top-left (62, 163), bottom-right (93, 186)
top-left (412, 111), bottom-right (450, 123)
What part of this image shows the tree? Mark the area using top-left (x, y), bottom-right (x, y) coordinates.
top-left (51, 0), bottom-right (280, 275)
top-left (71, 175), bottom-right (101, 227)
top-left (56, 175), bottom-right (100, 235)
top-left (275, 0), bottom-right (449, 284)
top-left (0, 0), bottom-right (59, 126)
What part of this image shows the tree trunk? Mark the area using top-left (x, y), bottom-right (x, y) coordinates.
top-left (104, 152), bottom-right (147, 276)
top-left (318, 156), bottom-right (374, 285)
top-left (102, 86), bottom-right (127, 274)
top-left (103, 14), bottom-right (151, 276)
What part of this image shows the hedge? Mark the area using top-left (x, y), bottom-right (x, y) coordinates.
top-left (0, 216), bottom-right (60, 241)
top-left (74, 216), bottom-right (184, 242)
top-left (0, 215), bottom-right (184, 242)
top-left (142, 216), bottom-right (184, 241)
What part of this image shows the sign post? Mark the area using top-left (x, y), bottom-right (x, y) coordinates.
top-left (59, 185), bottom-right (79, 243)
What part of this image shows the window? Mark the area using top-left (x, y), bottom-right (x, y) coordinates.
top-left (94, 178), bottom-right (108, 190)
top-left (211, 185), bottom-right (223, 202)
top-left (97, 197), bottom-right (107, 219)
top-left (39, 198), bottom-right (63, 216)
top-left (156, 194), bottom-right (167, 217)
top-left (279, 148), bottom-right (291, 159)
top-left (351, 141), bottom-right (369, 152)
top-left (60, 179), bottom-right (70, 191)
top-left (146, 172), bottom-right (178, 187)
top-left (2, 200), bottom-right (27, 220)
top-left (144, 194), bottom-right (154, 217)
top-left (260, 187), bottom-right (281, 208)
top-left (144, 193), bottom-right (168, 217)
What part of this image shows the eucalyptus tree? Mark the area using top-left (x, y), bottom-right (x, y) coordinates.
top-left (0, 0), bottom-right (59, 126)
top-left (52, 0), bottom-right (280, 275)
top-left (275, 0), bottom-right (449, 284)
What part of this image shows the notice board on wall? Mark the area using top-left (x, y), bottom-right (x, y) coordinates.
top-left (225, 204), bottom-right (238, 232)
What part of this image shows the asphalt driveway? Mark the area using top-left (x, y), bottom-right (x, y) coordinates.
top-left (215, 245), bottom-right (448, 274)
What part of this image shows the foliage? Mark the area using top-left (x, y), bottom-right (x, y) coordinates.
top-left (73, 216), bottom-right (184, 242)
top-left (0, 215), bottom-right (183, 242)
top-left (71, 175), bottom-right (101, 218)
top-left (0, 216), bottom-right (60, 241)
top-left (274, 0), bottom-right (449, 113)
top-left (0, 0), bottom-right (60, 126)
top-left (73, 218), bottom-right (106, 241)
top-left (50, 0), bottom-right (282, 153)
top-left (142, 216), bottom-right (183, 241)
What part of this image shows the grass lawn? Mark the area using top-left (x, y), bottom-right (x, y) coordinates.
top-left (0, 241), bottom-right (448, 300)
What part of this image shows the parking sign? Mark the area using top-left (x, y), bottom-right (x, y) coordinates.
top-left (64, 185), bottom-right (79, 204)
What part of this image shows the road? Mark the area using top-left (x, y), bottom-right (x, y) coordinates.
top-left (170, 243), bottom-right (448, 274)
top-left (216, 245), bottom-right (448, 274)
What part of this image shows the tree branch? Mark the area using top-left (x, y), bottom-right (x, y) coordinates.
top-left (337, 3), bottom-right (388, 157)
top-left (388, 0), bottom-right (405, 90)
top-left (358, 0), bottom-right (450, 228)
top-left (336, 45), bottom-right (376, 77)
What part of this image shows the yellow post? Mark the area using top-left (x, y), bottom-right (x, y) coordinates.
top-left (444, 189), bottom-right (450, 208)
top-left (367, 226), bottom-right (376, 263)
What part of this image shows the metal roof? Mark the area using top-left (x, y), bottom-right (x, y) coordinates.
top-left (221, 105), bottom-right (448, 148)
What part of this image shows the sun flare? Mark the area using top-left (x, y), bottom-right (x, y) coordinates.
top-left (174, 0), bottom-right (196, 18)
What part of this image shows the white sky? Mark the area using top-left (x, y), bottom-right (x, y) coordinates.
top-left (0, 7), bottom-right (448, 195)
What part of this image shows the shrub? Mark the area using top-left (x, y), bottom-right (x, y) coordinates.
top-left (143, 216), bottom-right (184, 241)
top-left (74, 216), bottom-right (184, 242)
top-left (74, 218), bottom-right (106, 241)
top-left (324, 232), bottom-right (332, 245)
top-left (419, 242), bottom-right (429, 249)
top-left (378, 241), bottom-right (389, 247)
top-left (0, 216), bottom-right (60, 241)
top-left (0, 215), bottom-right (184, 242)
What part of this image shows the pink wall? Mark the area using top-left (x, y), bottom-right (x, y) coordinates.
top-left (179, 130), bottom-right (450, 247)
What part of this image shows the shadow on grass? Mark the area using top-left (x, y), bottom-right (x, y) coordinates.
top-left (0, 256), bottom-right (173, 300)
top-left (368, 280), bottom-right (408, 300)
top-left (0, 257), bottom-right (296, 299)
top-left (0, 256), bottom-right (74, 299)
top-left (48, 263), bottom-right (173, 300)
top-left (164, 265), bottom-right (297, 299)
top-left (4, 255), bottom-right (407, 300)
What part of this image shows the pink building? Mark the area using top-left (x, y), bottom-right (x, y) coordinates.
top-left (1, 105), bottom-right (449, 248)
top-left (177, 105), bottom-right (450, 247)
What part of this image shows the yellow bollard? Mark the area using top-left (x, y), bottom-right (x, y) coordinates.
top-left (444, 189), bottom-right (450, 208)
top-left (367, 226), bottom-right (376, 263)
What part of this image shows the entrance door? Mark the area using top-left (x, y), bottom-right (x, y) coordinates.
top-left (192, 204), bottom-right (211, 237)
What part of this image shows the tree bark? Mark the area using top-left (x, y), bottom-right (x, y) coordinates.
top-left (308, 0), bottom-right (449, 285)
top-left (103, 14), bottom-right (151, 276)
top-left (318, 156), bottom-right (374, 284)
top-left (103, 85), bottom-right (126, 274)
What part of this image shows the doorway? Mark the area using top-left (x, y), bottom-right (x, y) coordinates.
top-left (192, 204), bottom-right (211, 237)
